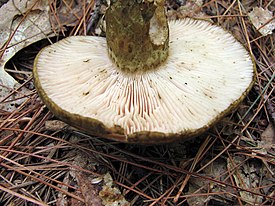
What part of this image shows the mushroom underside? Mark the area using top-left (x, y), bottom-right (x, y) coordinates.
top-left (33, 18), bottom-right (254, 142)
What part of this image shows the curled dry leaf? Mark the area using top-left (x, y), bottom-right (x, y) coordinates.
top-left (248, 7), bottom-right (275, 36)
top-left (0, 0), bottom-right (52, 111)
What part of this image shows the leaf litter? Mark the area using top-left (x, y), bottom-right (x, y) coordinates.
top-left (0, 0), bottom-right (52, 111)
top-left (0, 0), bottom-right (274, 205)
top-left (248, 6), bottom-right (275, 36)
top-left (56, 149), bottom-right (129, 206)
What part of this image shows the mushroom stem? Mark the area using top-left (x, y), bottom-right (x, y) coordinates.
top-left (105, 0), bottom-right (169, 73)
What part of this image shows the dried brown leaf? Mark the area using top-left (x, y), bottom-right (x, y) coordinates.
top-left (49, 0), bottom-right (92, 31)
top-left (0, 0), bottom-right (52, 111)
top-left (248, 7), bottom-right (275, 36)
top-left (99, 173), bottom-right (130, 206)
top-left (260, 123), bottom-right (275, 148)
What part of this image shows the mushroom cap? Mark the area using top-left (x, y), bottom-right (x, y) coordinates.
top-left (33, 18), bottom-right (255, 143)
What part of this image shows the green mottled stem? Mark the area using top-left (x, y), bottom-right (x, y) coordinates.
top-left (105, 0), bottom-right (169, 73)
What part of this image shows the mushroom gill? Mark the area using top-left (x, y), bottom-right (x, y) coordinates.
top-left (34, 19), bottom-right (254, 141)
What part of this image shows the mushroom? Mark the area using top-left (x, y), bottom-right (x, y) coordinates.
top-left (33, 0), bottom-right (255, 143)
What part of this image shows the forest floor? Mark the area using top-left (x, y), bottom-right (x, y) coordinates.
top-left (0, 0), bottom-right (274, 205)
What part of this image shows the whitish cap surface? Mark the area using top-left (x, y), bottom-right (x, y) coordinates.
top-left (33, 18), bottom-right (254, 143)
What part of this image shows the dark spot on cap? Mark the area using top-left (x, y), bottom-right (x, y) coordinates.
top-left (128, 44), bottom-right (133, 53)
top-left (119, 40), bottom-right (124, 50)
top-left (83, 59), bottom-right (91, 63)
